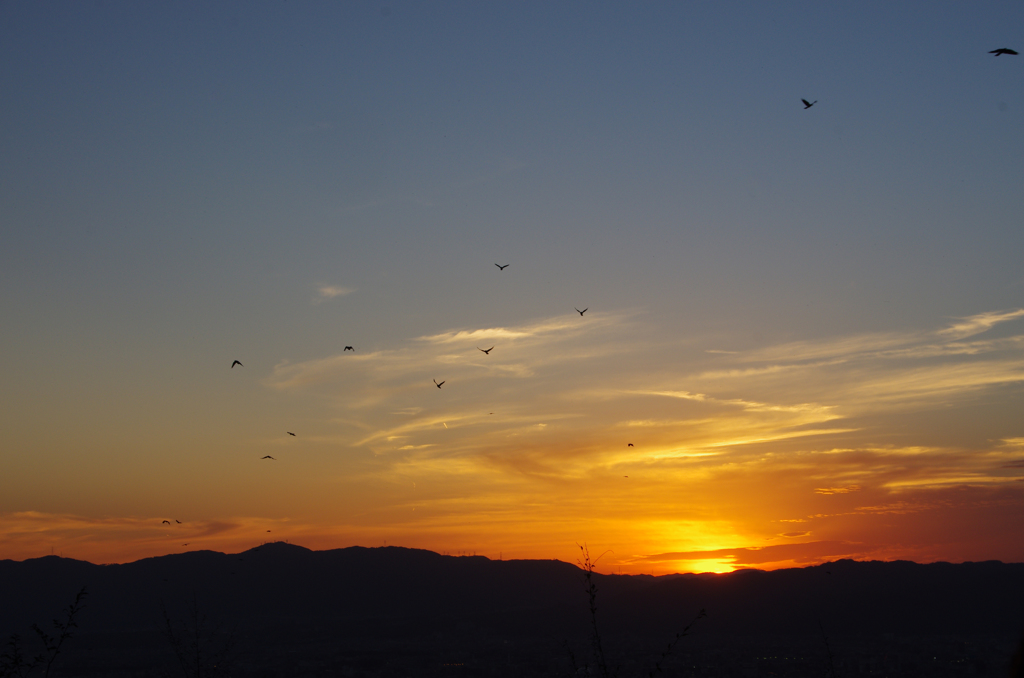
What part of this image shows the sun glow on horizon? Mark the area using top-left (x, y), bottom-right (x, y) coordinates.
top-left (663, 558), bottom-right (738, 575)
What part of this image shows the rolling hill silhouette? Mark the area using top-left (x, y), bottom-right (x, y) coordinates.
top-left (2, 544), bottom-right (1022, 676)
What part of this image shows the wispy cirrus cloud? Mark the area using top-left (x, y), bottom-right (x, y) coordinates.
top-left (264, 307), bottom-right (1024, 482)
top-left (815, 486), bottom-right (861, 495)
top-left (312, 284), bottom-right (354, 303)
top-left (675, 309), bottom-right (1024, 419)
top-left (268, 310), bottom-right (636, 394)
top-left (938, 309), bottom-right (1024, 340)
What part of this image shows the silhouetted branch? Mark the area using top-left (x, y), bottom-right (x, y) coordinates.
top-left (29, 586), bottom-right (87, 678)
top-left (0, 587), bottom-right (87, 678)
top-left (0, 634), bottom-right (32, 678)
top-left (577, 543), bottom-right (615, 678)
top-left (819, 619), bottom-right (839, 678)
top-left (647, 608), bottom-right (706, 677)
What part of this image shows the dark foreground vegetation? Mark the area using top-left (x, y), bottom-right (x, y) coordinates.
top-left (2, 543), bottom-right (1023, 677)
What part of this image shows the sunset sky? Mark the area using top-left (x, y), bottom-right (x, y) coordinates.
top-left (2, 2), bottom-right (1023, 574)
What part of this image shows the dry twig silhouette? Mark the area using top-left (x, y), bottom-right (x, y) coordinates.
top-left (0, 586), bottom-right (87, 678)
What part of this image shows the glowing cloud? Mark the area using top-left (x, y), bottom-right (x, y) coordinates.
top-left (313, 285), bottom-right (354, 302)
top-left (938, 309), bottom-right (1024, 340)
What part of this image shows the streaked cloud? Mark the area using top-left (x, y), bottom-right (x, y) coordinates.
top-left (938, 309), bottom-right (1024, 340)
top-left (312, 284), bottom-right (354, 303)
top-left (633, 541), bottom-right (867, 568)
top-left (815, 486), bottom-right (861, 495)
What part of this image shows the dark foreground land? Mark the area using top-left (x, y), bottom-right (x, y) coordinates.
top-left (2, 544), bottom-right (1023, 677)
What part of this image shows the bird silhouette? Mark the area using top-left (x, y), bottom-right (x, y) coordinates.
top-left (802, 99), bottom-right (817, 109)
top-left (575, 307), bottom-right (588, 316)
top-left (495, 263), bottom-right (509, 270)
top-left (231, 360), bottom-right (243, 368)
top-left (175, 520), bottom-right (181, 524)
top-left (434, 379), bottom-right (445, 389)
top-left (344, 346), bottom-right (354, 351)
top-left (628, 443), bottom-right (633, 447)
top-left (162, 520), bottom-right (170, 525)
top-left (478, 346), bottom-right (494, 354)
top-left (182, 543), bottom-right (189, 546)
top-left (261, 455), bottom-right (276, 460)
top-left (287, 432), bottom-right (296, 436)
top-left (990, 48), bottom-right (1018, 56)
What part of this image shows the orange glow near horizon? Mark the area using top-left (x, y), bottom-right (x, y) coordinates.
top-left (3, 311), bottom-right (1024, 570)
top-left (660, 559), bottom-right (738, 575)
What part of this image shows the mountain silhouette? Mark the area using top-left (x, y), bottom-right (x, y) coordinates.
top-left (2, 545), bottom-right (1022, 676)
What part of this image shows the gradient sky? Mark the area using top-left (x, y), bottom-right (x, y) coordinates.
top-left (2, 1), bottom-right (1023, 573)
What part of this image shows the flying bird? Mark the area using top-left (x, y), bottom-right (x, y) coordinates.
top-left (802, 99), bottom-right (817, 109)
top-left (478, 346), bottom-right (494, 354)
top-left (434, 379), bottom-right (445, 389)
top-left (182, 543), bottom-right (189, 546)
top-left (575, 307), bottom-right (588, 316)
top-left (261, 455), bottom-right (276, 460)
top-left (231, 360), bottom-right (243, 368)
top-left (162, 520), bottom-right (170, 525)
top-left (627, 443), bottom-right (633, 447)
top-left (495, 264), bottom-right (509, 270)
top-left (175, 520), bottom-right (181, 524)
top-left (287, 432), bottom-right (296, 437)
top-left (990, 48), bottom-right (1018, 56)
top-left (344, 346), bottom-right (354, 351)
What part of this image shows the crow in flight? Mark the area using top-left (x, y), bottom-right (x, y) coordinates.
top-left (344, 346), bottom-right (354, 351)
top-left (162, 520), bottom-right (170, 525)
top-left (628, 443), bottom-right (633, 447)
top-left (478, 346), bottom-right (494, 354)
top-left (802, 99), bottom-right (817, 109)
top-left (287, 432), bottom-right (296, 436)
top-left (261, 455), bottom-right (276, 460)
top-left (231, 360), bottom-right (243, 368)
top-left (575, 307), bottom-right (588, 316)
top-left (434, 379), bottom-right (445, 389)
top-left (495, 264), bottom-right (509, 270)
top-left (990, 48), bottom-right (1019, 56)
